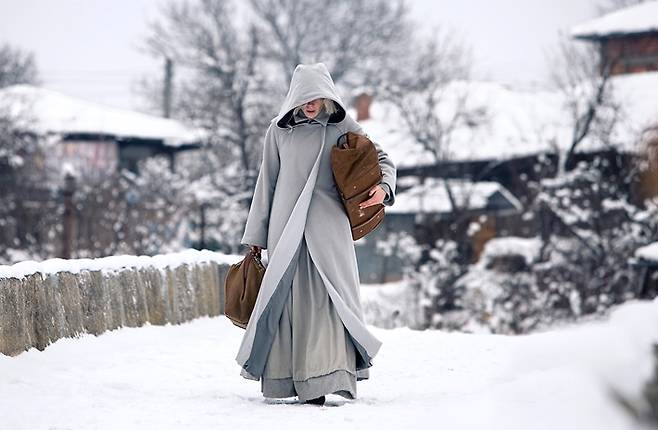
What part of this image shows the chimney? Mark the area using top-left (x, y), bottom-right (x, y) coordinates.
top-left (355, 92), bottom-right (373, 122)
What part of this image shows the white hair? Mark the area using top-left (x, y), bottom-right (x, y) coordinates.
top-left (293, 98), bottom-right (337, 116)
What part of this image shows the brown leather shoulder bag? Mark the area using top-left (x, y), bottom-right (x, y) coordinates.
top-left (331, 131), bottom-right (386, 240)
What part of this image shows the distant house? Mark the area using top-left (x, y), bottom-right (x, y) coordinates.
top-left (0, 85), bottom-right (202, 181)
top-left (356, 177), bottom-right (524, 282)
top-left (571, 1), bottom-right (658, 76)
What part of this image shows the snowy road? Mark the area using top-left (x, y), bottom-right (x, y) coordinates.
top-left (1, 298), bottom-right (657, 430)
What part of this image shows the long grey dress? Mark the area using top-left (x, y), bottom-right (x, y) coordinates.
top-left (260, 110), bottom-right (364, 401)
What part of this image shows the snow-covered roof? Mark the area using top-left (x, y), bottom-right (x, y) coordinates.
top-left (387, 177), bottom-right (523, 214)
top-left (354, 75), bottom-right (658, 168)
top-left (478, 236), bottom-right (542, 267)
top-left (635, 241), bottom-right (658, 262)
top-left (0, 85), bottom-right (204, 147)
top-left (571, 1), bottom-right (658, 39)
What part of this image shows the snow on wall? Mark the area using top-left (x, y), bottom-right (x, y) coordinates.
top-left (0, 248), bottom-right (242, 280)
top-left (0, 85), bottom-right (205, 147)
top-left (571, 1), bottom-right (658, 39)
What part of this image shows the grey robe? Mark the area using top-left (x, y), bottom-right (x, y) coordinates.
top-left (236, 63), bottom-right (397, 397)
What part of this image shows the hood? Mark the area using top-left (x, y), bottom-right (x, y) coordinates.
top-left (273, 62), bottom-right (347, 129)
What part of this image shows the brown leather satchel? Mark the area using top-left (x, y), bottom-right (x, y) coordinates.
top-left (224, 248), bottom-right (266, 329)
top-left (331, 131), bottom-right (386, 241)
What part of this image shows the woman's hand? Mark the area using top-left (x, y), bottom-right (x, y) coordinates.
top-left (249, 245), bottom-right (262, 255)
top-left (359, 184), bottom-right (386, 209)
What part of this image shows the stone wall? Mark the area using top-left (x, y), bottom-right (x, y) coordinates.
top-left (0, 257), bottom-right (232, 356)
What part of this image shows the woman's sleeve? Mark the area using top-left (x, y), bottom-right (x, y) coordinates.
top-left (240, 122), bottom-right (279, 248)
top-left (350, 121), bottom-right (397, 207)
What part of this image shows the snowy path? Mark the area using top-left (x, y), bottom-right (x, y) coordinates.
top-left (1, 298), bottom-right (657, 430)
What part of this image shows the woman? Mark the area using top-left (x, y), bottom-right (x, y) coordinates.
top-left (236, 62), bottom-right (397, 405)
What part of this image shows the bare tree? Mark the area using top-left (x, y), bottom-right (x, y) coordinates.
top-left (144, 0), bottom-right (281, 250)
top-left (0, 44), bottom-right (46, 262)
top-left (146, 0), bottom-right (275, 183)
top-left (248, 0), bottom-right (413, 91)
top-left (381, 30), bottom-right (487, 221)
top-left (0, 43), bottom-right (38, 89)
top-left (0, 43), bottom-right (40, 168)
top-left (548, 32), bottom-right (622, 172)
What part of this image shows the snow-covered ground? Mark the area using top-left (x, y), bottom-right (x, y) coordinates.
top-left (1, 297), bottom-right (656, 430)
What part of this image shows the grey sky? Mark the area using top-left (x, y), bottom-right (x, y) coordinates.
top-left (0, 0), bottom-right (599, 112)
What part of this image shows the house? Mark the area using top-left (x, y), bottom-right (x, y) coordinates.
top-left (355, 176), bottom-right (524, 282)
top-left (571, 1), bottom-right (658, 76)
top-left (0, 84), bottom-right (202, 181)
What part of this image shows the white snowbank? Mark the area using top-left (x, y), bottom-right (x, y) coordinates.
top-left (0, 85), bottom-right (204, 147)
top-left (360, 281), bottom-right (420, 328)
top-left (571, 1), bottom-right (658, 39)
top-left (0, 296), bottom-right (656, 429)
top-left (0, 249), bottom-right (243, 279)
top-left (635, 241), bottom-right (658, 262)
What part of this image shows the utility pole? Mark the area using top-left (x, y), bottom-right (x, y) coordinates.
top-left (163, 57), bottom-right (173, 119)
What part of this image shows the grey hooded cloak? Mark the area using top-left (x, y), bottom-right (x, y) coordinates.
top-left (236, 62), bottom-right (397, 401)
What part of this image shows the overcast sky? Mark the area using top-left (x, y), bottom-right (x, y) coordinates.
top-left (0, 0), bottom-right (599, 112)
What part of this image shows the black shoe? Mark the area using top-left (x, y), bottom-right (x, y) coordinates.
top-left (303, 395), bottom-right (326, 405)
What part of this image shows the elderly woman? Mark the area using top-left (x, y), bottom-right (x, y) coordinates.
top-left (236, 62), bottom-right (397, 406)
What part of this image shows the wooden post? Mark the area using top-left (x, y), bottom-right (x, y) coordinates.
top-left (62, 172), bottom-right (76, 259)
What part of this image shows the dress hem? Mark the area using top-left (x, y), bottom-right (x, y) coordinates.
top-left (261, 368), bottom-right (357, 401)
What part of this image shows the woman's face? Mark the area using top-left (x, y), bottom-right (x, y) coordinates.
top-left (302, 98), bottom-right (324, 119)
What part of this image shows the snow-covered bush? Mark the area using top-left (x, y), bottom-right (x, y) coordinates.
top-left (453, 237), bottom-right (544, 334)
top-left (376, 231), bottom-right (468, 329)
top-left (532, 159), bottom-right (658, 317)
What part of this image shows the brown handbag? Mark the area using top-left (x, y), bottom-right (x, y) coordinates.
top-left (331, 131), bottom-right (386, 241)
top-left (224, 248), bottom-right (266, 329)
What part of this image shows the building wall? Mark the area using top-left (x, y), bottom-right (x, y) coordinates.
top-left (51, 139), bottom-right (119, 182)
top-left (602, 33), bottom-right (658, 75)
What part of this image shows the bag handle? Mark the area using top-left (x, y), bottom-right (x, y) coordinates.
top-left (241, 248), bottom-right (261, 284)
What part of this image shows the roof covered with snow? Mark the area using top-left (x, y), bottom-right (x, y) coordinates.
top-left (387, 176), bottom-right (523, 214)
top-left (571, 1), bottom-right (658, 39)
top-left (635, 241), bottom-right (658, 262)
top-left (478, 236), bottom-right (542, 267)
top-left (0, 85), bottom-right (204, 147)
top-left (355, 75), bottom-right (658, 168)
